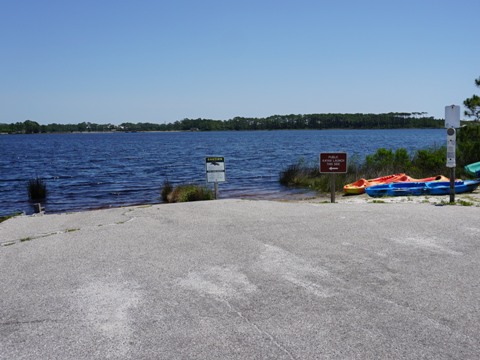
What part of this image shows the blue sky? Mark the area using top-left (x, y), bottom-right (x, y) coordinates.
top-left (1, 0), bottom-right (479, 124)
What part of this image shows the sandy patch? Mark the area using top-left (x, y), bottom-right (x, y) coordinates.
top-left (289, 189), bottom-right (480, 206)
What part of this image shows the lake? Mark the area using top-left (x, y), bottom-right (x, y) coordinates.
top-left (0, 129), bottom-right (445, 216)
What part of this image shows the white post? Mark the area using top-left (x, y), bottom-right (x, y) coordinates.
top-left (214, 181), bottom-right (219, 200)
top-left (445, 106), bottom-right (459, 203)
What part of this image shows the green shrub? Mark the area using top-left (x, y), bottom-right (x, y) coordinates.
top-left (28, 177), bottom-right (47, 201)
top-left (365, 148), bottom-right (395, 175)
top-left (363, 148), bottom-right (413, 178)
top-left (409, 146), bottom-right (446, 178)
top-left (394, 148), bottom-right (412, 172)
top-left (457, 124), bottom-right (480, 175)
top-left (163, 184), bottom-right (214, 203)
top-left (279, 145), bottom-right (454, 193)
top-left (279, 161), bottom-right (318, 187)
top-left (279, 158), bottom-right (363, 192)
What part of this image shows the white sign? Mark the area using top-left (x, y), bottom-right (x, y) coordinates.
top-left (206, 157), bottom-right (226, 183)
top-left (445, 105), bottom-right (460, 129)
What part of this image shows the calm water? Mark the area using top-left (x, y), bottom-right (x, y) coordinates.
top-left (0, 129), bottom-right (445, 216)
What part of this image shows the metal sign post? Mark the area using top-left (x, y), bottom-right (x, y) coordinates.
top-left (445, 105), bottom-right (460, 204)
top-left (446, 127), bottom-right (456, 203)
top-left (206, 157), bottom-right (226, 199)
top-left (320, 152), bottom-right (347, 203)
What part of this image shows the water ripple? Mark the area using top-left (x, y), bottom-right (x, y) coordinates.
top-left (0, 129), bottom-right (444, 215)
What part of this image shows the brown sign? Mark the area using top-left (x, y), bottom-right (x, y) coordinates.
top-left (320, 152), bottom-right (347, 173)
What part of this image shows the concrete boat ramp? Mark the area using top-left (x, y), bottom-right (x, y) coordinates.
top-left (1, 199), bottom-right (480, 359)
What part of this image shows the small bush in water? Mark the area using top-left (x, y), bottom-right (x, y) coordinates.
top-left (161, 183), bottom-right (214, 203)
top-left (28, 177), bottom-right (47, 201)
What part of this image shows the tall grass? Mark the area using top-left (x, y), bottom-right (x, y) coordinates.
top-left (280, 159), bottom-right (362, 192)
top-left (161, 182), bottom-right (214, 203)
top-left (28, 177), bottom-right (47, 201)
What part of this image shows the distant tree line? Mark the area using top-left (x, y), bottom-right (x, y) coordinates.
top-left (0, 120), bottom-right (117, 134)
top-left (0, 112), bottom-right (443, 134)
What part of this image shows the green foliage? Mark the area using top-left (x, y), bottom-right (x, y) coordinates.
top-left (164, 113), bottom-right (442, 131)
top-left (363, 148), bottom-right (414, 178)
top-left (464, 95), bottom-right (480, 121)
top-left (365, 148), bottom-right (394, 176)
top-left (28, 177), bottom-right (47, 201)
top-left (279, 145), bottom-right (450, 193)
top-left (456, 199), bottom-right (474, 206)
top-left (279, 160), bottom-right (319, 187)
top-left (457, 124), bottom-right (480, 172)
top-left (409, 146), bottom-right (446, 178)
top-left (463, 76), bottom-right (480, 121)
top-left (161, 183), bottom-right (214, 203)
top-left (394, 148), bottom-right (412, 170)
top-left (279, 159), bottom-right (362, 193)
top-left (280, 123), bottom-right (480, 194)
top-left (0, 113), bottom-right (443, 134)
top-left (23, 120), bottom-right (41, 134)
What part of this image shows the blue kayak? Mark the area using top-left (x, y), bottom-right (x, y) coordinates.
top-left (365, 182), bottom-right (426, 197)
top-left (426, 180), bottom-right (480, 195)
top-left (365, 180), bottom-right (480, 197)
top-left (365, 182), bottom-right (427, 197)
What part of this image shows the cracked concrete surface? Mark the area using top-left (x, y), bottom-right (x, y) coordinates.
top-left (1, 199), bottom-right (480, 359)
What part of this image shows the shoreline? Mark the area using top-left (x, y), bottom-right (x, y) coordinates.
top-left (2, 188), bottom-right (480, 223)
top-left (294, 189), bottom-right (480, 206)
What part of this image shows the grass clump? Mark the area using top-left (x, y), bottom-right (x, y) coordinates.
top-left (0, 212), bottom-right (23, 223)
top-left (370, 200), bottom-right (386, 204)
top-left (161, 182), bottom-right (214, 203)
top-left (28, 177), bottom-right (47, 201)
top-left (456, 199), bottom-right (474, 206)
top-left (279, 157), bottom-right (362, 193)
top-left (279, 160), bottom-right (327, 189)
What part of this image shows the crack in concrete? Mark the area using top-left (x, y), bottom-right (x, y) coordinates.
top-left (222, 299), bottom-right (297, 360)
top-left (1, 210), bottom-right (138, 247)
top-left (0, 319), bottom-right (59, 326)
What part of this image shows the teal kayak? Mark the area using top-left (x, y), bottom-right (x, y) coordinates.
top-left (465, 161), bottom-right (480, 177)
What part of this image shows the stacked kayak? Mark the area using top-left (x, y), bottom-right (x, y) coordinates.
top-left (344, 174), bottom-right (449, 195)
top-left (365, 179), bottom-right (480, 197)
top-left (343, 174), bottom-right (404, 195)
top-left (465, 161), bottom-right (480, 177)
